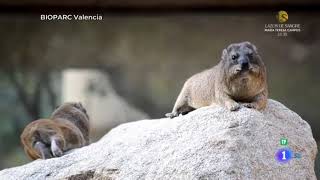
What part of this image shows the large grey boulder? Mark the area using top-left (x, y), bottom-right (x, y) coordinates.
top-left (0, 99), bottom-right (318, 180)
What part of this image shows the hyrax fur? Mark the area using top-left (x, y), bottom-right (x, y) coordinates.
top-left (21, 102), bottom-right (90, 160)
top-left (166, 42), bottom-right (268, 118)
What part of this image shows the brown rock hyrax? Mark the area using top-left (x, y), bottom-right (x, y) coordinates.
top-left (166, 41), bottom-right (268, 118)
top-left (20, 102), bottom-right (90, 160)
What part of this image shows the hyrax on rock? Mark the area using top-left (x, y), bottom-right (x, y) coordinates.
top-left (20, 102), bottom-right (90, 160)
top-left (166, 41), bottom-right (268, 118)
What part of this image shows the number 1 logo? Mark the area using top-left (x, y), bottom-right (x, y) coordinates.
top-left (276, 148), bottom-right (292, 163)
top-left (282, 151), bottom-right (286, 160)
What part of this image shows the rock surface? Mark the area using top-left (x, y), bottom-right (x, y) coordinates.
top-left (0, 99), bottom-right (318, 180)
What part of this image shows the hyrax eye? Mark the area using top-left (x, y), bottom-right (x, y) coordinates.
top-left (231, 55), bottom-right (237, 60)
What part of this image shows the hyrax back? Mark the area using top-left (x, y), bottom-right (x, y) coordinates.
top-left (51, 102), bottom-right (90, 144)
top-left (166, 41), bottom-right (268, 118)
top-left (20, 102), bottom-right (90, 160)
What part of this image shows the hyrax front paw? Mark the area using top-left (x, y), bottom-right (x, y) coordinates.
top-left (226, 102), bottom-right (241, 111)
top-left (242, 103), bottom-right (257, 109)
top-left (51, 138), bottom-right (64, 157)
top-left (165, 112), bottom-right (179, 119)
top-left (52, 146), bottom-right (63, 157)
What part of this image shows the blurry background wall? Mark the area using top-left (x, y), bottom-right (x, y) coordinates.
top-left (62, 69), bottom-right (148, 141)
top-left (0, 10), bottom-right (319, 175)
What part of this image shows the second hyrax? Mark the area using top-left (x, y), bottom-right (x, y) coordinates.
top-left (21, 102), bottom-right (90, 160)
top-left (166, 41), bottom-right (268, 118)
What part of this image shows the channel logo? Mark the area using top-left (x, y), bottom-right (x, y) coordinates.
top-left (275, 137), bottom-right (301, 163)
top-left (275, 148), bottom-right (293, 163)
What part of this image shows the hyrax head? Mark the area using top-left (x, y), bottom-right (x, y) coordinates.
top-left (221, 41), bottom-right (263, 77)
top-left (52, 102), bottom-right (89, 120)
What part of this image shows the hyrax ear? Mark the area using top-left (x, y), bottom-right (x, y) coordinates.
top-left (221, 49), bottom-right (228, 60)
top-left (77, 102), bottom-right (84, 109)
top-left (244, 41), bottom-right (258, 52)
top-left (251, 44), bottom-right (258, 52)
top-left (72, 102), bottom-right (82, 109)
top-left (54, 105), bottom-right (60, 110)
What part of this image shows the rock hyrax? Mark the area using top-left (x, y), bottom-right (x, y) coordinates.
top-left (21, 102), bottom-right (90, 160)
top-left (166, 41), bottom-right (268, 118)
